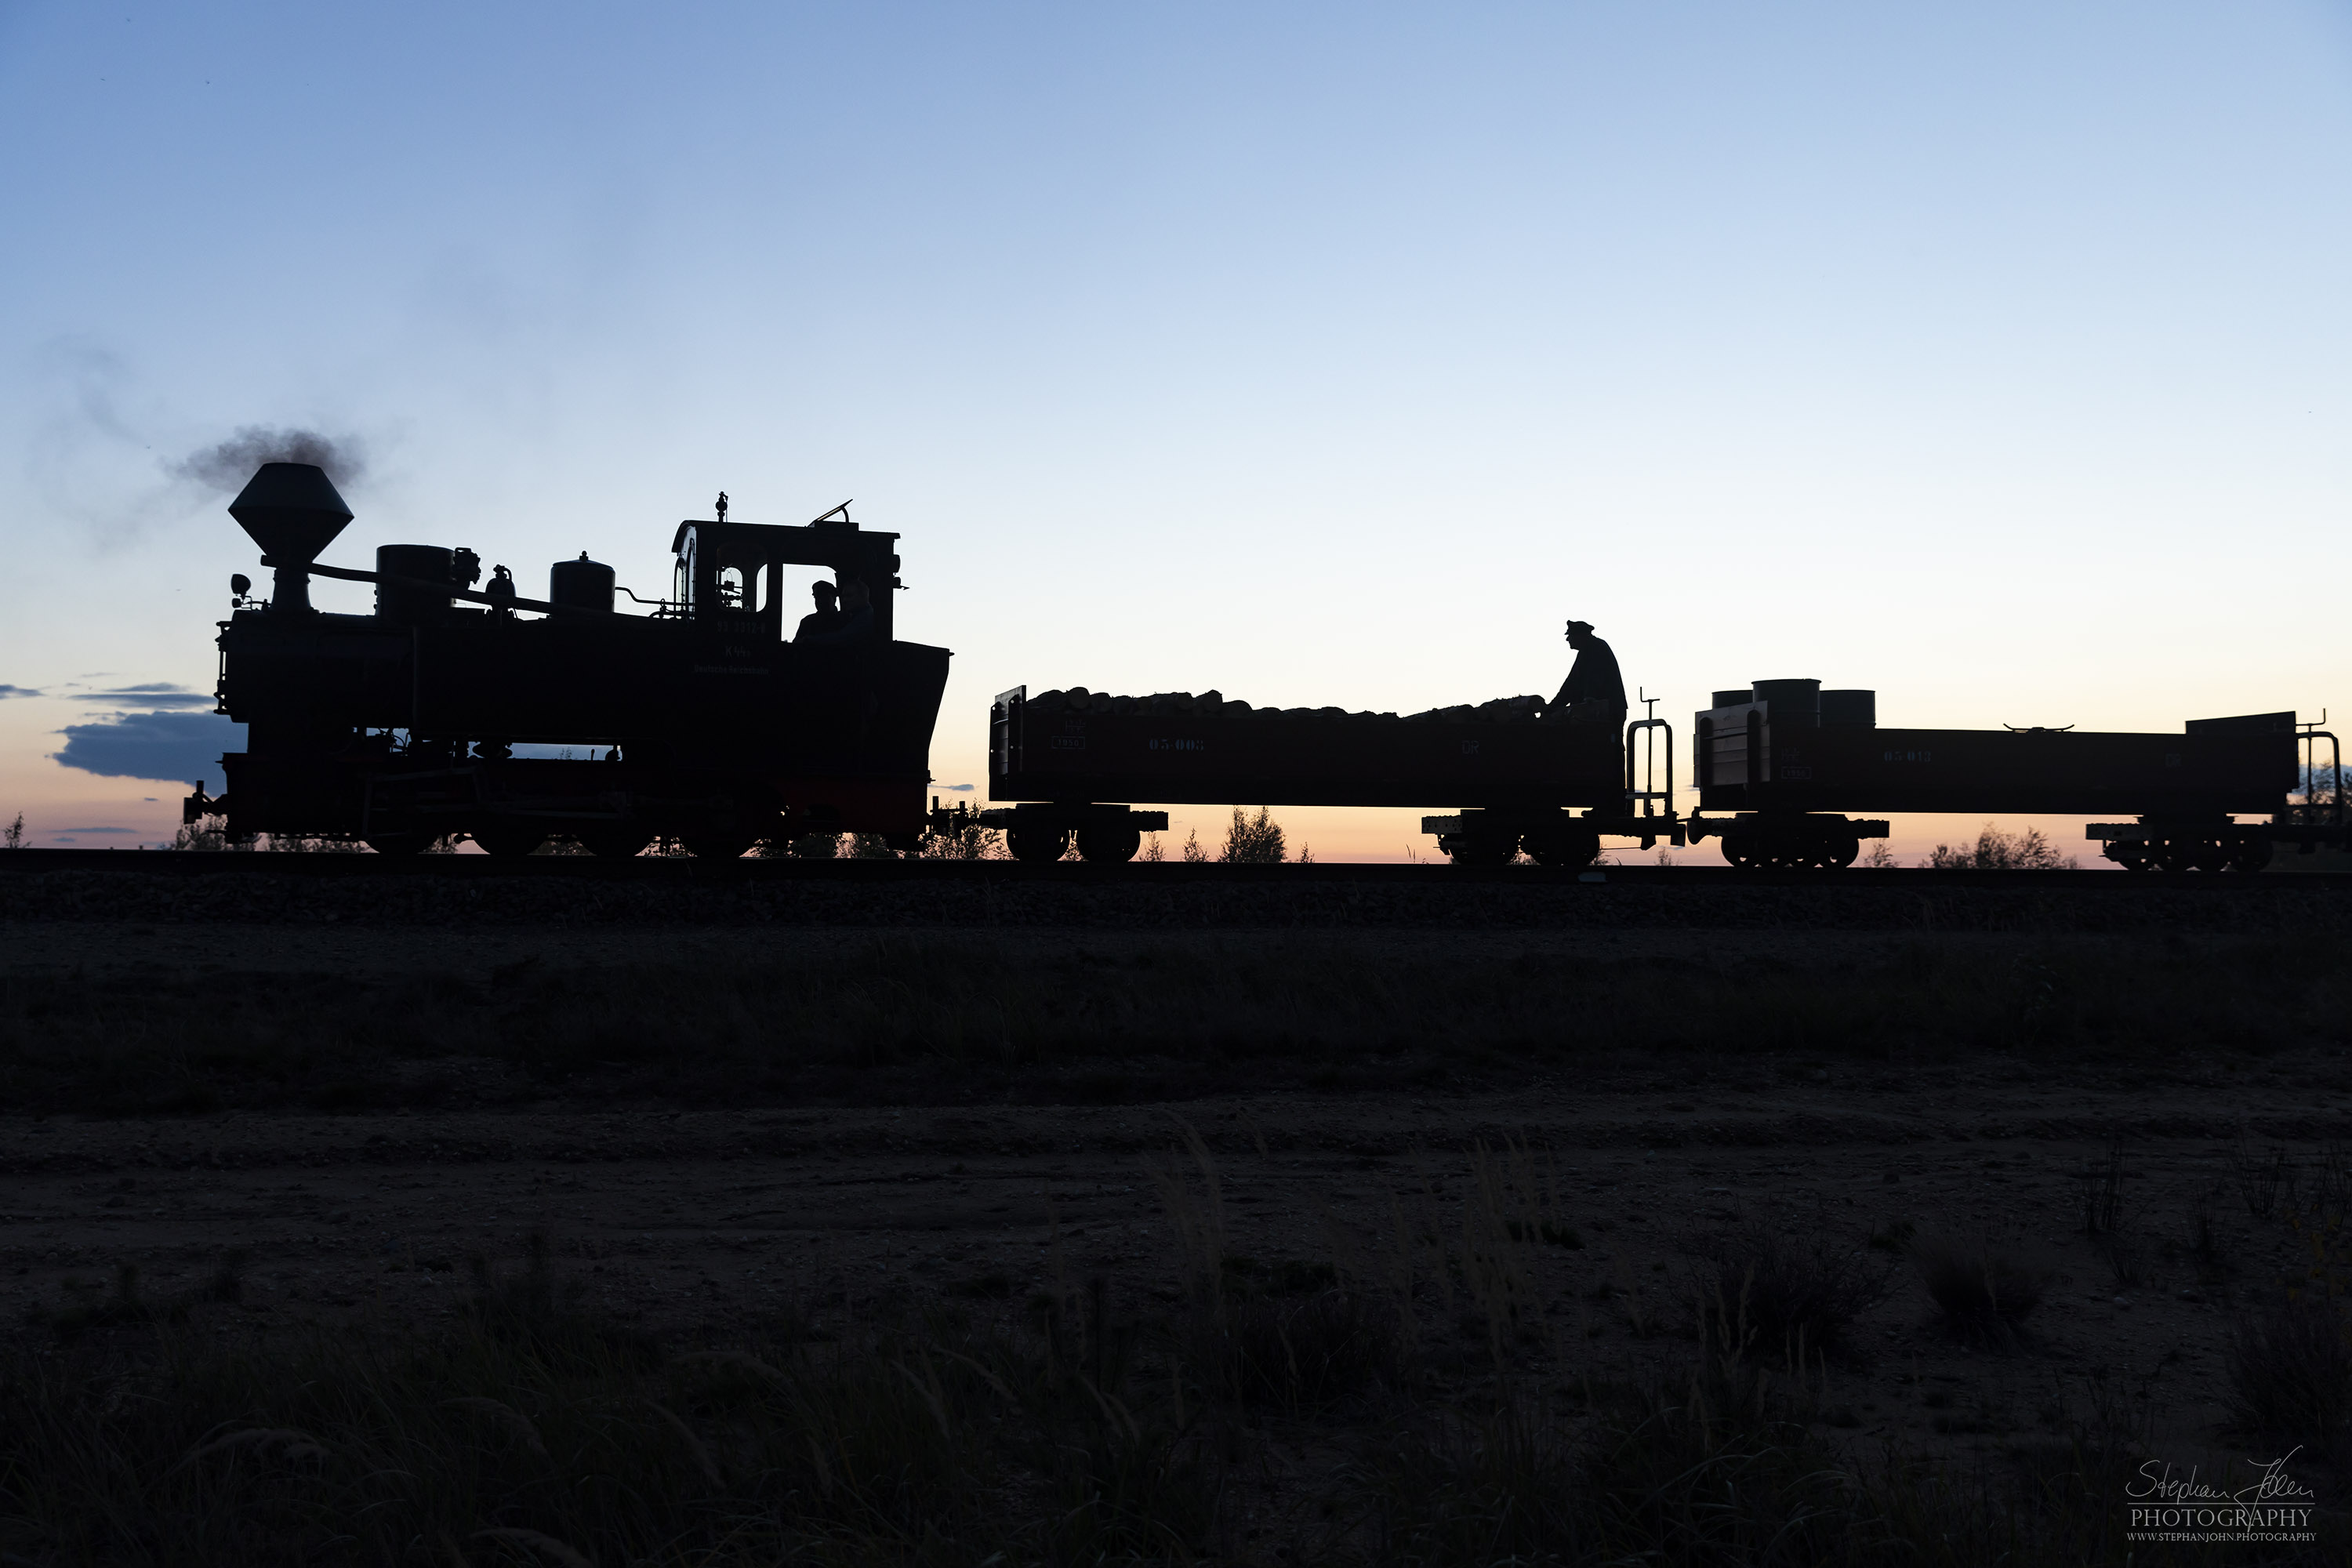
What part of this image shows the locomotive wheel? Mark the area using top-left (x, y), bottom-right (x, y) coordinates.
top-left (471, 826), bottom-right (544, 858)
top-left (1525, 828), bottom-right (1601, 868)
top-left (1719, 835), bottom-right (1757, 869)
top-left (1007, 826), bottom-right (1073, 863)
top-left (1827, 835), bottom-right (1861, 869)
top-left (683, 831), bottom-right (757, 860)
top-left (2228, 837), bottom-right (2274, 873)
top-left (579, 825), bottom-right (655, 859)
top-left (365, 832), bottom-right (437, 855)
top-left (1075, 824), bottom-right (1143, 862)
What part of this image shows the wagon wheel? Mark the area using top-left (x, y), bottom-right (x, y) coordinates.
top-left (1075, 824), bottom-right (1142, 862)
top-left (2155, 839), bottom-right (2199, 873)
top-left (579, 824), bottom-right (655, 859)
top-left (2226, 838), bottom-right (2274, 873)
top-left (1525, 828), bottom-right (1601, 868)
top-left (1447, 833), bottom-right (1519, 867)
top-left (2108, 844), bottom-right (2157, 873)
top-left (2190, 840), bottom-right (2231, 873)
top-left (1007, 826), bottom-right (1072, 863)
top-left (470, 826), bottom-right (545, 858)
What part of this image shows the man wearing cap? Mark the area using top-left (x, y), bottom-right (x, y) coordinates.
top-left (794, 580), bottom-right (842, 641)
top-left (1549, 620), bottom-right (1627, 725)
top-left (798, 578), bottom-right (877, 645)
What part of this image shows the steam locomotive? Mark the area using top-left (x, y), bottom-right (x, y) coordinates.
top-left (187, 460), bottom-right (2344, 869)
top-left (188, 462), bottom-right (949, 856)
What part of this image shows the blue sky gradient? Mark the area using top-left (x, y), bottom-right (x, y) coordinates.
top-left (3, 2), bottom-right (2347, 855)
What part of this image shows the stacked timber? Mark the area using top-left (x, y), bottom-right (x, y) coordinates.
top-left (1028, 689), bottom-right (1548, 724)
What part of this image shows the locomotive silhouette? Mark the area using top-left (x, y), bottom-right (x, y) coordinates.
top-left (189, 462), bottom-right (949, 856)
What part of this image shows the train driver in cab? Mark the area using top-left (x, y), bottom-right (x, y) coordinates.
top-left (794, 580), bottom-right (841, 641)
top-left (798, 577), bottom-right (876, 645)
top-left (1549, 619), bottom-right (1626, 725)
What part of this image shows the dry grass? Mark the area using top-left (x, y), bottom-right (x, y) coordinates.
top-left (4, 1131), bottom-right (2338, 1566)
top-left (1915, 1237), bottom-right (2049, 1342)
top-left (2228, 1290), bottom-right (2352, 1461)
top-left (1694, 1225), bottom-right (1891, 1364)
top-left (2, 935), bottom-right (2343, 1117)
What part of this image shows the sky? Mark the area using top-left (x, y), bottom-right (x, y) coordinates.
top-left (2, 1), bottom-right (2347, 861)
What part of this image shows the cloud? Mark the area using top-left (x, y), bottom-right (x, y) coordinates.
top-left (60, 826), bottom-right (137, 834)
top-left (940, 782), bottom-right (976, 791)
top-left (75, 683), bottom-right (216, 710)
top-left (53, 710), bottom-right (244, 790)
top-left (176, 426), bottom-right (368, 491)
top-left (0, 684), bottom-right (39, 699)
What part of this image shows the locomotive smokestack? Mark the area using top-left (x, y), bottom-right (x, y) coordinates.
top-left (227, 462), bottom-right (353, 615)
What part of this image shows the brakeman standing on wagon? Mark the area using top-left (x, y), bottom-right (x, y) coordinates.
top-left (1549, 619), bottom-right (1626, 726)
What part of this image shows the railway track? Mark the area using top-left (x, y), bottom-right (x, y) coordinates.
top-left (2, 847), bottom-right (2345, 891)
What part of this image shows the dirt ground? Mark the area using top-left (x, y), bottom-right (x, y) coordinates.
top-left (6, 914), bottom-right (2350, 1501)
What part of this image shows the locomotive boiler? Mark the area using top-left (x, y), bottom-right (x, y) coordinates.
top-left (186, 462), bottom-right (951, 856)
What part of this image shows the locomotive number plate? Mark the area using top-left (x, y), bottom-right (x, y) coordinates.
top-left (1051, 735), bottom-right (1087, 751)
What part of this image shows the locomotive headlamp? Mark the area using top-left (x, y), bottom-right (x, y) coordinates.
top-left (230, 573), bottom-right (251, 599)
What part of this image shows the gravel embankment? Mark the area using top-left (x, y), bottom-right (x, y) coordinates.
top-left (2, 866), bottom-right (2343, 931)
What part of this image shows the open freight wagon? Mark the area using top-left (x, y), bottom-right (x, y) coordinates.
top-left (939, 684), bottom-right (1688, 864)
top-left (1689, 679), bottom-right (2341, 872)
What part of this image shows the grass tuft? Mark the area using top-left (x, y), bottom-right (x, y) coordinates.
top-left (1915, 1237), bottom-right (2048, 1341)
top-left (1695, 1225), bottom-right (1889, 1363)
top-left (2227, 1289), bottom-right (2352, 1458)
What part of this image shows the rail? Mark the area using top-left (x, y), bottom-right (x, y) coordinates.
top-left (11, 847), bottom-right (2343, 886)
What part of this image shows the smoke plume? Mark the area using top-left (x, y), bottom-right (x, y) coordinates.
top-left (176, 426), bottom-right (368, 491)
